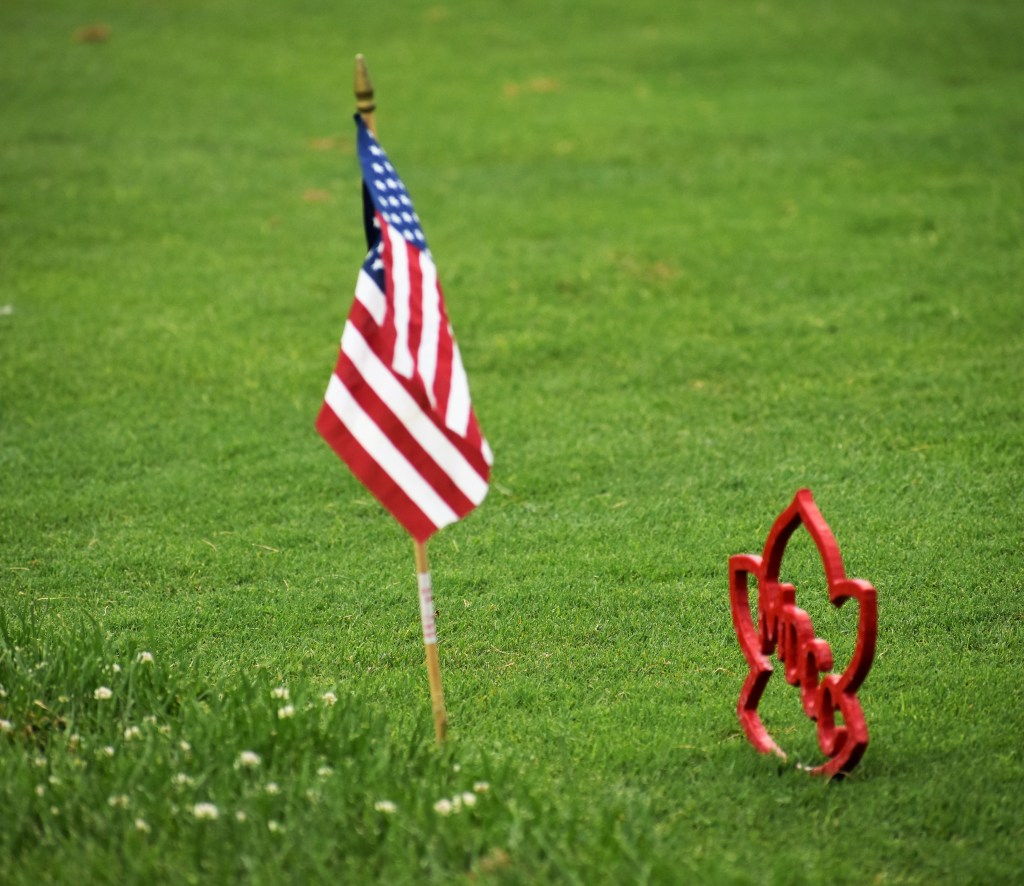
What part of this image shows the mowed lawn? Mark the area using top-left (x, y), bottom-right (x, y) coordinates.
top-left (2, 0), bottom-right (1023, 883)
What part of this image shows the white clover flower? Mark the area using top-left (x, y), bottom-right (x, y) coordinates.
top-left (267, 820), bottom-right (284, 833)
top-left (277, 705), bottom-right (295, 720)
top-left (317, 766), bottom-right (334, 778)
top-left (33, 755), bottom-right (46, 768)
top-left (137, 652), bottom-right (154, 665)
top-left (108, 794), bottom-right (130, 809)
top-left (473, 781), bottom-right (490, 794)
top-left (94, 686), bottom-right (113, 701)
top-left (0, 719), bottom-right (13, 733)
top-left (235, 810), bottom-right (247, 823)
top-left (322, 691), bottom-right (337, 706)
top-left (102, 746), bottom-right (115, 757)
top-left (433, 798), bottom-right (454, 816)
top-left (112, 663), bottom-right (122, 673)
top-left (264, 782), bottom-right (280, 795)
top-left (35, 784), bottom-right (46, 797)
top-left (48, 775), bottom-right (61, 786)
top-left (192, 802), bottom-right (219, 821)
top-left (159, 724), bottom-right (172, 735)
top-left (124, 726), bottom-right (142, 741)
top-left (135, 818), bottom-right (151, 833)
top-left (271, 686), bottom-right (289, 700)
top-left (237, 750), bottom-right (261, 769)
top-left (461, 791), bottom-right (477, 808)
top-left (179, 740), bottom-right (192, 754)
top-left (50, 806), bottom-right (60, 817)
top-left (374, 800), bottom-right (397, 814)
top-left (173, 773), bottom-right (194, 787)
top-left (452, 763), bottom-right (462, 773)
top-left (143, 715), bottom-right (158, 726)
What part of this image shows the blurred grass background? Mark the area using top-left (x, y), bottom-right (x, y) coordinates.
top-left (2, 0), bottom-right (1023, 882)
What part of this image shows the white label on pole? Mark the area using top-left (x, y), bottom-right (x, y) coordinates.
top-left (418, 571), bottom-right (437, 645)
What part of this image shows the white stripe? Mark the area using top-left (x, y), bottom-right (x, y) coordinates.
top-left (417, 256), bottom-right (441, 409)
top-left (324, 374), bottom-right (459, 528)
top-left (340, 323), bottom-right (489, 505)
top-left (444, 341), bottom-right (472, 435)
top-left (387, 225), bottom-right (414, 378)
top-left (354, 269), bottom-right (386, 326)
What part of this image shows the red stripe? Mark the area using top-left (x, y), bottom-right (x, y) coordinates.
top-left (346, 292), bottom-right (382, 342)
top-left (333, 352), bottom-right (479, 516)
top-left (404, 238), bottom-right (425, 370)
top-left (338, 290), bottom-right (489, 481)
top-left (316, 401), bottom-right (437, 541)
top-left (464, 412), bottom-right (485, 456)
top-left (331, 284), bottom-right (487, 483)
top-left (432, 284), bottom-right (455, 420)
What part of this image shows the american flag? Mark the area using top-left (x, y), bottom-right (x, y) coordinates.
top-left (316, 116), bottom-right (492, 542)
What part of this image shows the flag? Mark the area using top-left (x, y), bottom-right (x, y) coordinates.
top-left (316, 116), bottom-right (492, 542)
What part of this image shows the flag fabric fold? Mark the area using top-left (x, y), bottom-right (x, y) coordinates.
top-left (316, 116), bottom-right (492, 541)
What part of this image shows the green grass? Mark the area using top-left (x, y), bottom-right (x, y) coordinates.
top-left (2, 0), bottom-right (1023, 882)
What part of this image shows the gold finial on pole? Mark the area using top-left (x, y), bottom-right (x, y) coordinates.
top-left (354, 53), bottom-right (377, 136)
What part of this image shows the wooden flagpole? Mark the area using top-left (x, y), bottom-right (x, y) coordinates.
top-left (355, 53), bottom-right (448, 743)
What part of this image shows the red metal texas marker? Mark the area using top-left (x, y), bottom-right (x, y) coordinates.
top-left (729, 489), bottom-right (878, 777)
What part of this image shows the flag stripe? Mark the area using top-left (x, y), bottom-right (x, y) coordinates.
top-left (333, 350), bottom-right (478, 516)
top-left (323, 374), bottom-right (460, 529)
top-left (345, 282), bottom-right (491, 476)
top-left (387, 225), bottom-right (414, 378)
top-left (316, 403), bottom-right (437, 540)
top-left (404, 238), bottom-right (426, 375)
top-left (417, 256), bottom-right (441, 409)
top-left (339, 395), bottom-right (476, 522)
top-left (339, 321), bottom-right (489, 505)
top-left (445, 342), bottom-right (472, 435)
top-left (355, 268), bottom-right (386, 325)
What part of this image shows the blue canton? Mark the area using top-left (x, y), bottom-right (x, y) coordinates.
top-left (355, 115), bottom-right (427, 291)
